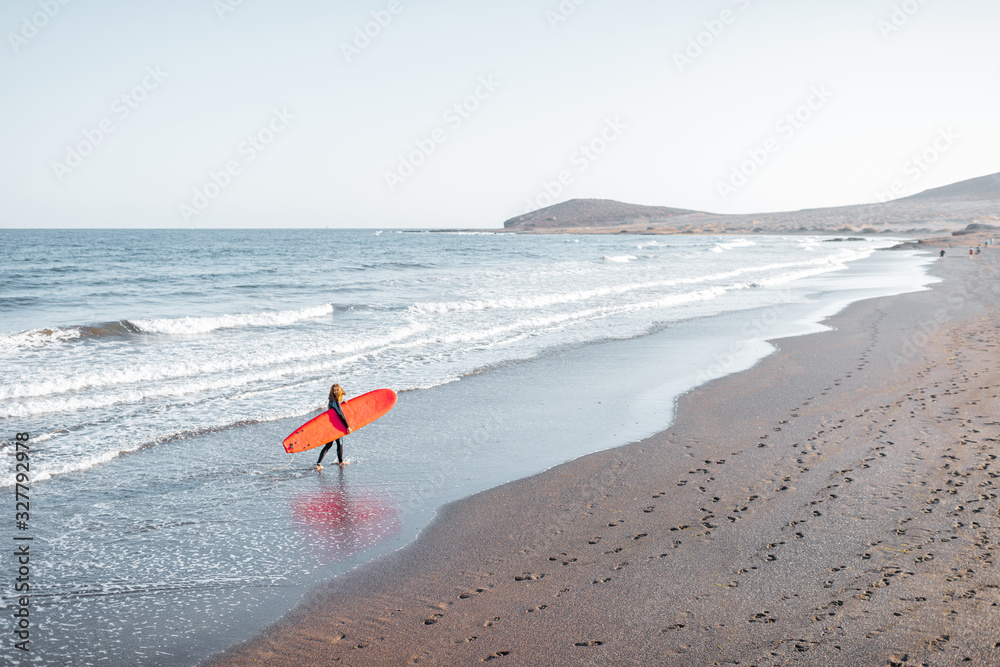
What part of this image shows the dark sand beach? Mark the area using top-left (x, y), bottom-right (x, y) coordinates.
top-left (206, 246), bottom-right (999, 666)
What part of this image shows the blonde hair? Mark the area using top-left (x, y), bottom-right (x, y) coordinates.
top-left (329, 384), bottom-right (346, 403)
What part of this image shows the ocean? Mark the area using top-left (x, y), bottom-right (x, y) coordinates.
top-left (1, 229), bottom-right (937, 665)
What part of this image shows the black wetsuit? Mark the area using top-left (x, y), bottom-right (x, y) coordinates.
top-left (316, 399), bottom-right (349, 466)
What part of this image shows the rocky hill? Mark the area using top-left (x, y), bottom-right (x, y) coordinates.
top-left (500, 172), bottom-right (1000, 236)
top-left (502, 199), bottom-right (694, 230)
top-left (901, 172), bottom-right (1000, 203)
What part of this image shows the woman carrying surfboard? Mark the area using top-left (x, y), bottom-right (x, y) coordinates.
top-left (316, 384), bottom-right (352, 470)
top-left (283, 388), bottom-right (397, 458)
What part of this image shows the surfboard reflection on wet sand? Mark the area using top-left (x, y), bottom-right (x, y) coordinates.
top-left (291, 472), bottom-right (402, 561)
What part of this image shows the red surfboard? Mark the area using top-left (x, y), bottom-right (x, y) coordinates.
top-left (283, 388), bottom-right (397, 454)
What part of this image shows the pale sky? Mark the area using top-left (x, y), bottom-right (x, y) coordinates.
top-left (2, 0), bottom-right (998, 228)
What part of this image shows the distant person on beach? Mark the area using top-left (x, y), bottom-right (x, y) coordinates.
top-left (316, 384), bottom-right (352, 470)
top-left (970, 248), bottom-right (974, 259)
top-left (940, 249), bottom-right (945, 258)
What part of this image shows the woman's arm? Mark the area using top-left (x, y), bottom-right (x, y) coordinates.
top-left (330, 400), bottom-right (351, 432)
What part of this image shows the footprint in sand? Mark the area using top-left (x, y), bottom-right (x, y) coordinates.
top-left (748, 611), bottom-right (776, 624)
top-left (482, 650), bottom-right (510, 661)
top-left (458, 588), bottom-right (487, 599)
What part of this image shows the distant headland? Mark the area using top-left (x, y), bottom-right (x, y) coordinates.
top-left (500, 171), bottom-right (1000, 242)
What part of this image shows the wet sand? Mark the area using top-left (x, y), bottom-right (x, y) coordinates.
top-left (205, 250), bottom-right (1000, 666)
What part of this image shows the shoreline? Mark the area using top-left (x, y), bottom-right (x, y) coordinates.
top-left (205, 249), bottom-right (999, 666)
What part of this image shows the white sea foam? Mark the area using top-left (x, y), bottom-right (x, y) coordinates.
top-left (710, 238), bottom-right (757, 253)
top-left (603, 254), bottom-right (638, 263)
top-left (0, 326), bottom-right (83, 350)
top-left (131, 303), bottom-right (334, 335)
top-left (29, 448), bottom-right (123, 484)
top-left (405, 249), bottom-right (874, 319)
top-left (0, 322), bottom-right (432, 410)
top-left (11, 286), bottom-right (762, 420)
top-left (0, 304), bottom-right (335, 354)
